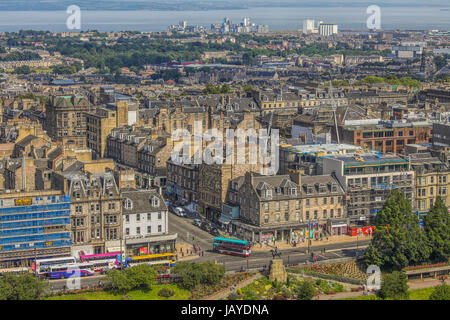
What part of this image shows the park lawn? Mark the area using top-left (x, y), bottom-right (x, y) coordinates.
top-left (342, 286), bottom-right (435, 300)
top-left (47, 284), bottom-right (191, 300)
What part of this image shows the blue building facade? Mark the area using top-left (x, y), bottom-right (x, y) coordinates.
top-left (0, 192), bottom-right (71, 267)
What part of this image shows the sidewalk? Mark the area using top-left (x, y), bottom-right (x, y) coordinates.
top-left (314, 278), bottom-right (450, 300)
top-left (175, 241), bottom-right (201, 261)
top-left (251, 234), bottom-right (372, 252)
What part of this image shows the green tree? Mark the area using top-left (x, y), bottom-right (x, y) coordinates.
top-left (423, 197), bottom-right (450, 262)
top-left (295, 281), bottom-right (315, 300)
top-left (429, 283), bottom-right (450, 300)
top-left (123, 264), bottom-right (157, 292)
top-left (364, 190), bottom-right (431, 270)
top-left (172, 261), bottom-right (225, 290)
top-left (106, 269), bottom-right (132, 294)
top-left (379, 271), bottom-right (409, 300)
top-left (172, 262), bottom-right (204, 290)
top-left (201, 261), bottom-right (225, 285)
top-left (0, 273), bottom-right (48, 300)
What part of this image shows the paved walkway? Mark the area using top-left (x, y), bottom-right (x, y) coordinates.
top-left (202, 273), bottom-right (262, 300)
top-left (314, 278), bottom-right (450, 300)
top-left (252, 235), bottom-right (373, 252)
top-left (175, 242), bottom-right (201, 261)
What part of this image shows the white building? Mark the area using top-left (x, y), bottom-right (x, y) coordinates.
top-left (303, 19), bottom-right (316, 34)
top-left (319, 23), bottom-right (338, 36)
top-left (122, 189), bottom-right (177, 255)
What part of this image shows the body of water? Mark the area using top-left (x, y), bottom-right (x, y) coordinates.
top-left (0, 6), bottom-right (448, 32)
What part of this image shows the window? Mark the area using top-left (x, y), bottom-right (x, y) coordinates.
top-left (147, 213), bottom-right (151, 220)
top-left (276, 214), bottom-right (280, 222)
top-left (264, 215), bottom-right (269, 224)
top-left (158, 225), bottom-right (162, 233)
top-left (306, 199), bottom-right (310, 206)
top-left (285, 213), bottom-right (289, 221)
top-left (264, 203), bottom-right (269, 212)
top-left (323, 210), bottom-right (327, 219)
top-left (330, 209), bottom-right (334, 218)
top-left (125, 215), bottom-right (129, 223)
top-left (314, 210), bottom-right (318, 219)
top-left (337, 208), bottom-right (341, 217)
top-left (136, 227), bottom-right (141, 234)
top-left (158, 212), bottom-right (162, 220)
top-left (284, 201), bottom-right (289, 211)
top-left (275, 202), bottom-right (280, 211)
top-left (147, 226), bottom-right (152, 234)
top-left (323, 197), bottom-right (327, 205)
top-left (296, 200), bottom-right (300, 210)
top-left (126, 228), bottom-right (130, 236)
top-left (305, 211), bottom-right (310, 220)
top-left (136, 214), bottom-right (140, 221)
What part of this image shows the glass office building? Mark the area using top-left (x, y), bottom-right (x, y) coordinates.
top-left (0, 191), bottom-right (71, 268)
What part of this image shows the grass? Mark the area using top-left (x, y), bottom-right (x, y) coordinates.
top-left (46, 284), bottom-right (191, 300)
top-left (341, 286), bottom-right (435, 300)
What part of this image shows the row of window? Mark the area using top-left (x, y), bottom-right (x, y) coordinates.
top-left (124, 212), bottom-right (163, 222)
top-left (262, 208), bottom-right (343, 224)
top-left (125, 225), bottom-right (163, 235)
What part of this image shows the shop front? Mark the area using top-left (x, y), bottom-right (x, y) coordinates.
top-left (327, 219), bottom-right (348, 236)
top-left (125, 233), bottom-right (177, 256)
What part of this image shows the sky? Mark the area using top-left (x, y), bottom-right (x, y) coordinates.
top-left (0, 0), bottom-right (448, 11)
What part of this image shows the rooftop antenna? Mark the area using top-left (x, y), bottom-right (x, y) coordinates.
top-left (330, 80), bottom-right (340, 144)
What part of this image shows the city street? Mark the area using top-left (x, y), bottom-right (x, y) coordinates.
top-left (47, 214), bottom-right (371, 292)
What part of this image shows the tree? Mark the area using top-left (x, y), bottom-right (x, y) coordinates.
top-left (172, 261), bottom-right (225, 290)
top-left (423, 197), bottom-right (450, 262)
top-left (295, 281), bottom-right (315, 300)
top-left (123, 264), bottom-right (157, 292)
top-left (201, 261), bottom-right (225, 285)
top-left (364, 190), bottom-right (431, 270)
top-left (106, 269), bottom-right (132, 294)
top-left (429, 283), bottom-right (450, 300)
top-left (0, 273), bottom-right (48, 300)
top-left (379, 271), bottom-right (409, 300)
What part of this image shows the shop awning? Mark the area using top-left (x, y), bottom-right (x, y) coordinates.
top-left (218, 216), bottom-right (231, 225)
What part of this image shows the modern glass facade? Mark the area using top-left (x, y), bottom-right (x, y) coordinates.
top-left (0, 194), bottom-right (71, 267)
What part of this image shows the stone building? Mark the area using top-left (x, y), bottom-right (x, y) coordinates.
top-left (51, 170), bottom-right (122, 256)
top-left (45, 95), bottom-right (91, 148)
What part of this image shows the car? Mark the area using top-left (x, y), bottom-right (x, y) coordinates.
top-left (192, 219), bottom-right (202, 227)
top-left (200, 222), bottom-right (211, 232)
top-left (210, 228), bottom-right (220, 236)
top-left (173, 207), bottom-right (186, 217)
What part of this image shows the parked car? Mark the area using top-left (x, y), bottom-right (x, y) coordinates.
top-left (173, 207), bottom-right (186, 217)
top-left (192, 219), bottom-right (202, 227)
top-left (210, 228), bottom-right (220, 236)
top-left (201, 222), bottom-right (211, 232)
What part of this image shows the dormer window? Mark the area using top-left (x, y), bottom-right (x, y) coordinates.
top-left (123, 198), bottom-right (133, 210)
top-left (291, 188), bottom-right (297, 196)
top-left (152, 196), bottom-right (160, 207)
top-left (266, 190), bottom-right (272, 198)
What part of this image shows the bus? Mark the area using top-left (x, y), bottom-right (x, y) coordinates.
top-left (213, 237), bottom-right (251, 257)
top-left (35, 256), bottom-right (77, 276)
top-left (48, 263), bottom-right (94, 279)
top-left (0, 267), bottom-right (29, 277)
top-left (79, 252), bottom-right (122, 272)
top-left (124, 253), bottom-right (177, 268)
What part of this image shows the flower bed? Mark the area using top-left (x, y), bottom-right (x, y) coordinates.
top-left (287, 261), bottom-right (369, 284)
top-left (404, 262), bottom-right (449, 271)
